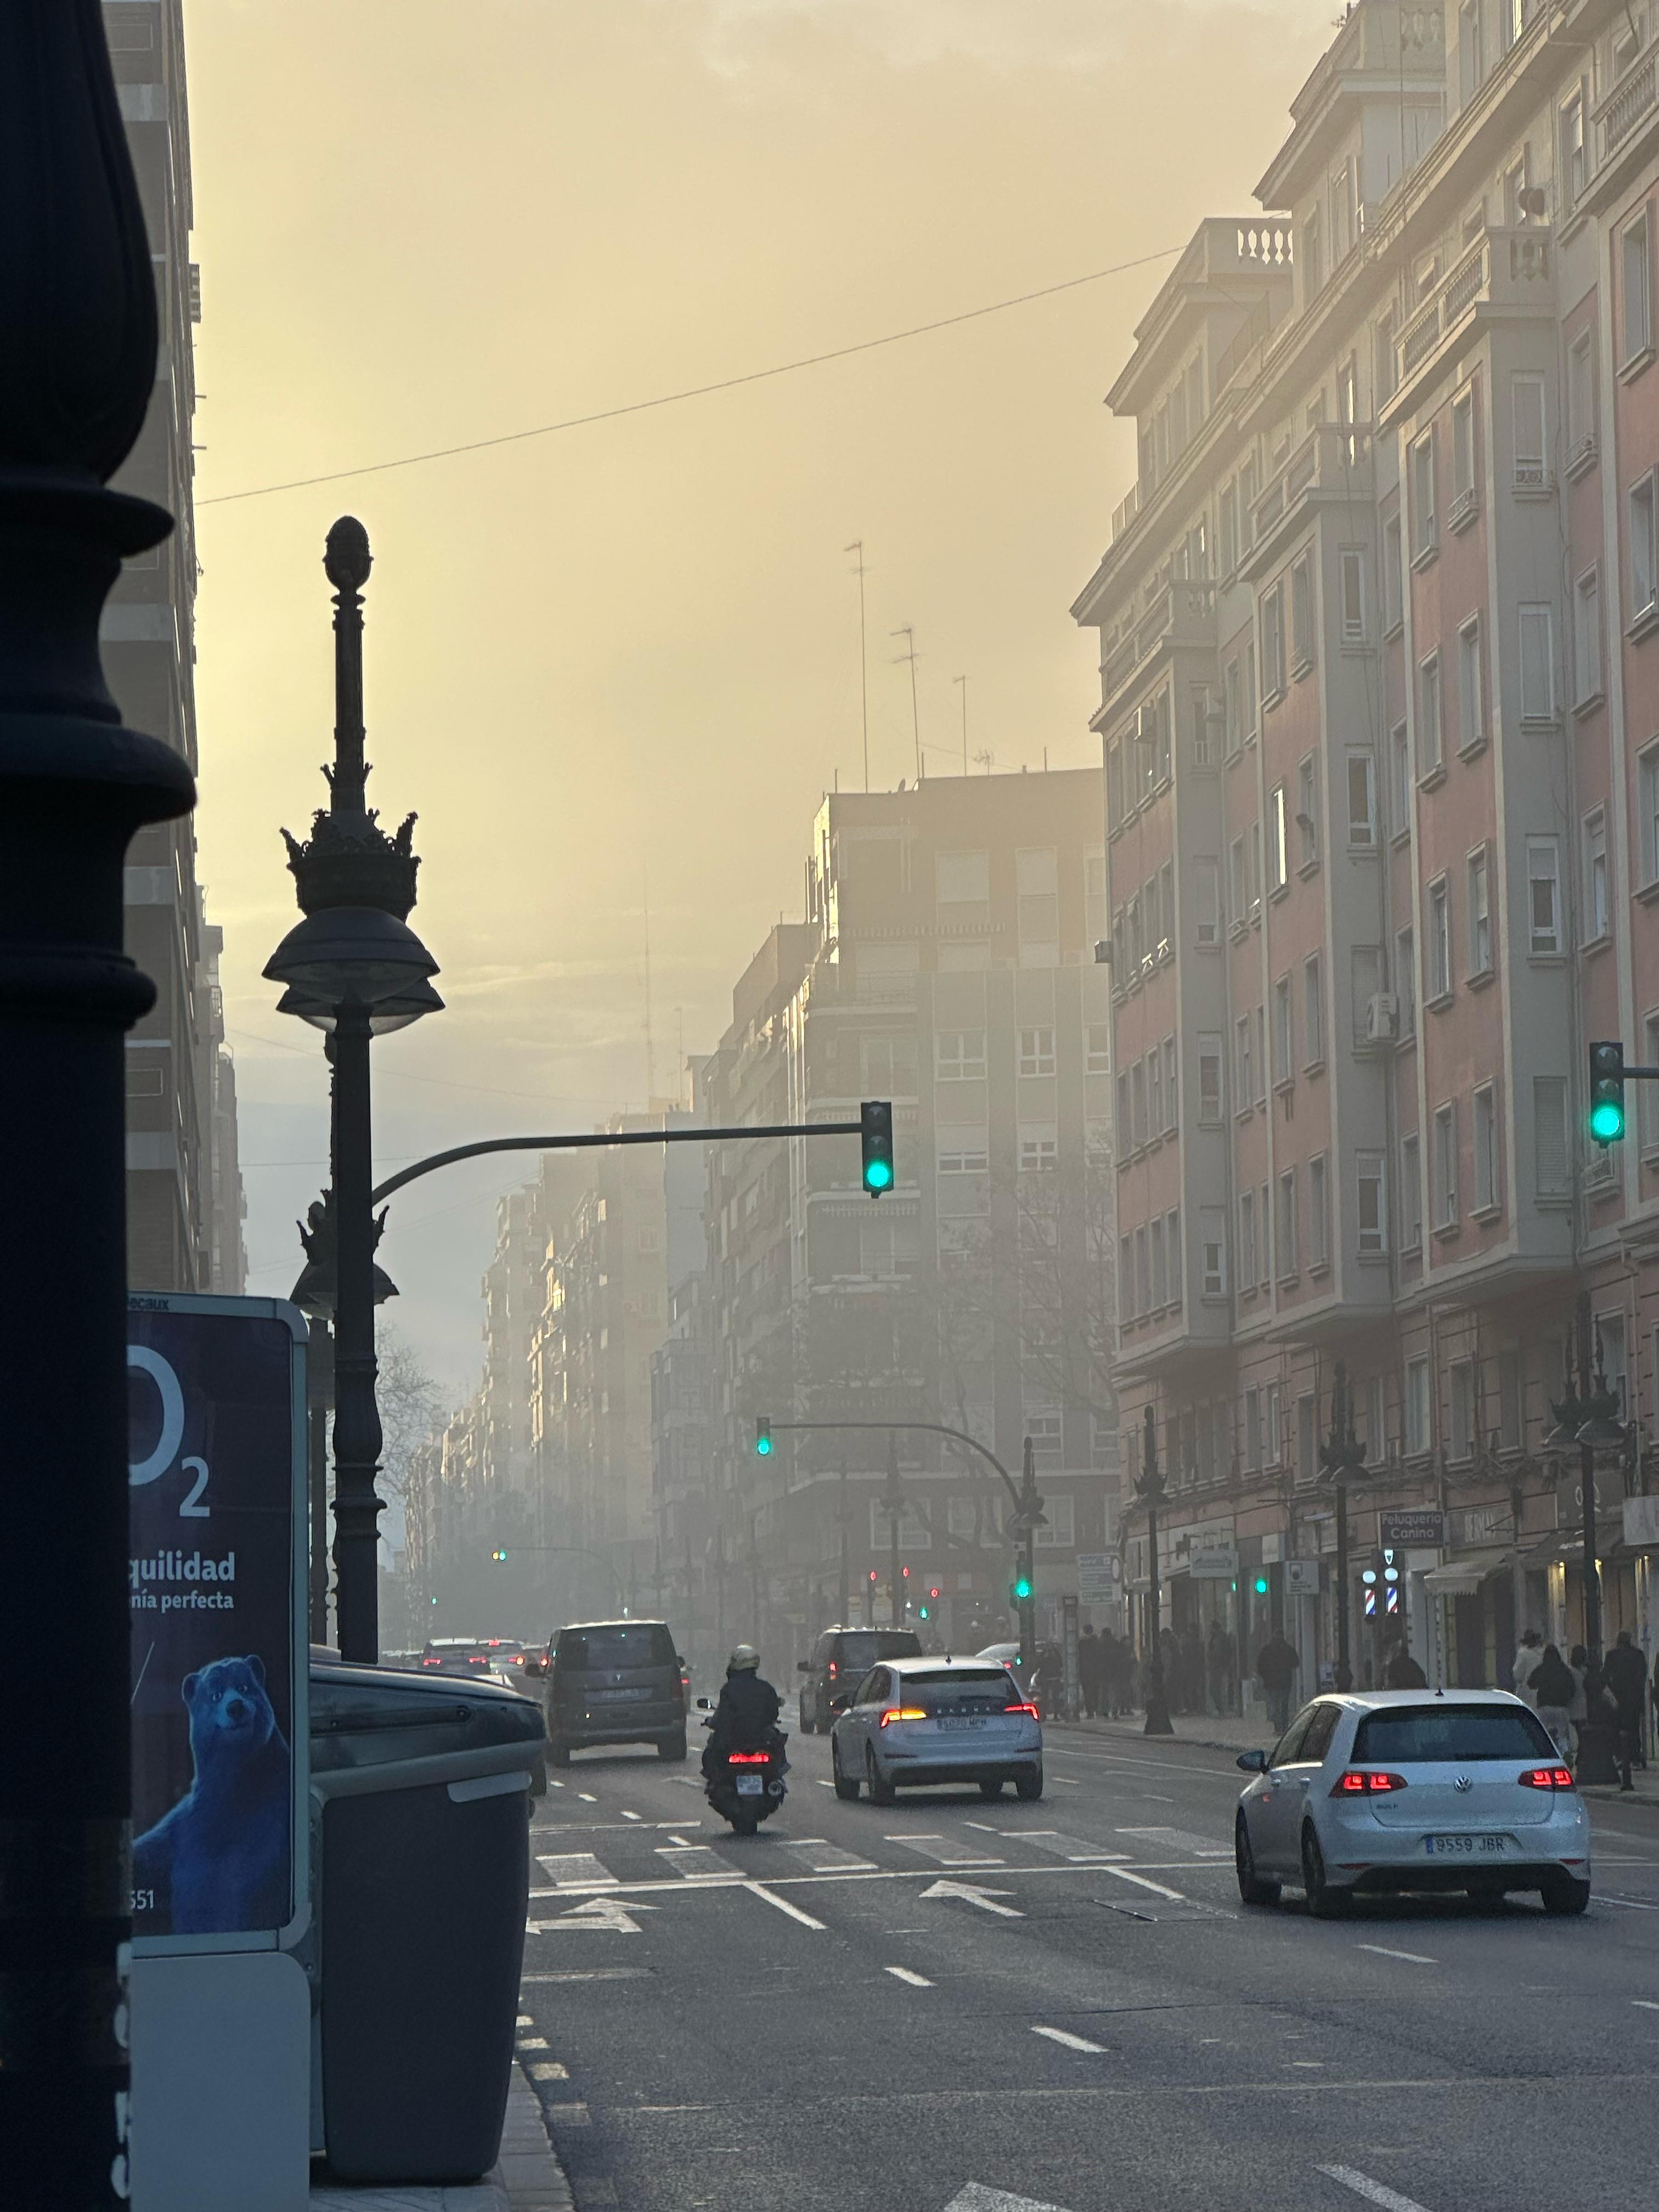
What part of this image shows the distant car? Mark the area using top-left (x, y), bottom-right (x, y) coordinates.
top-left (830, 1655), bottom-right (1042, 1804)
top-left (420, 1638), bottom-right (498, 1677)
top-left (541, 1619), bottom-right (688, 1765)
top-left (1233, 1689), bottom-right (1592, 1917)
top-left (797, 1627), bottom-right (923, 1733)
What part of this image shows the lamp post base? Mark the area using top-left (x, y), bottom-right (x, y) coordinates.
top-left (1576, 1718), bottom-right (1621, 1787)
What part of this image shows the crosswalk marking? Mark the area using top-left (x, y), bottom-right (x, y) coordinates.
top-left (656, 1844), bottom-right (741, 1880)
top-left (537, 1853), bottom-right (618, 1889)
top-left (1114, 1825), bottom-right (1230, 1858)
top-left (888, 1834), bottom-right (1005, 1867)
top-left (1316, 2166), bottom-right (1435, 2212)
top-left (781, 1838), bottom-right (877, 1873)
top-left (1000, 1831), bottom-right (1129, 1864)
top-left (1031, 2024), bottom-right (1107, 2055)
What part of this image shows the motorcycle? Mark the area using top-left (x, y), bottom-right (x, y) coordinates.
top-left (696, 1697), bottom-right (788, 1835)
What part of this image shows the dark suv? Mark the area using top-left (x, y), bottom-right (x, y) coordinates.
top-left (540, 1619), bottom-right (687, 1765)
top-left (797, 1626), bottom-right (923, 1733)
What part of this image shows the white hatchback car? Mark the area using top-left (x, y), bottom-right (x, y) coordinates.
top-left (1234, 1689), bottom-right (1592, 1916)
top-left (831, 1656), bottom-right (1043, 1804)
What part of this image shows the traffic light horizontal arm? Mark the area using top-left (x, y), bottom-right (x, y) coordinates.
top-left (370, 1118), bottom-right (865, 1207)
top-left (759, 1417), bottom-right (1024, 1517)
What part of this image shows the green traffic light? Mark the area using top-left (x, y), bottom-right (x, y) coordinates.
top-left (1013, 1576), bottom-right (1034, 1602)
top-left (860, 1100), bottom-right (895, 1196)
top-left (755, 1417), bottom-right (772, 1457)
top-left (1590, 1097), bottom-right (1626, 1143)
top-left (864, 1157), bottom-right (893, 1190)
top-left (1254, 1576), bottom-right (1269, 1595)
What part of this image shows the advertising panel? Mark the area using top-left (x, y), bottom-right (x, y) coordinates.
top-left (127, 1295), bottom-right (307, 1953)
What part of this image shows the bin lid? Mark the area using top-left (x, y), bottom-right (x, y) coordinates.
top-left (311, 1660), bottom-right (545, 1774)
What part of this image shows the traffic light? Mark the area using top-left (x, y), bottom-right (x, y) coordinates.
top-left (901, 1565), bottom-right (910, 1579)
top-left (869, 1568), bottom-right (878, 1585)
top-left (1589, 1041), bottom-right (1626, 1145)
top-left (918, 1603), bottom-right (929, 1621)
top-left (490, 1547), bottom-right (509, 1565)
top-left (1253, 1575), bottom-right (1269, 1596)
top-left (1011, 1573), bottom-right (1034, 1605)
top-left (755, 1417), bottom-right (772, 1457)
top-left (860, 1099), bottom-right (895, 1196)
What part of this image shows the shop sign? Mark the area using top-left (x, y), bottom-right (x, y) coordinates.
top-left (1451, 1505), bottom-right (1513, 1549)
top-left (1284, 1559), bottom-right (1322, 1596)
top-left (1380, 1509), bottom-right (1447, 1548)
top-left (1624, 1496), bottom-right (1659, 1548)
top-left (1189, 1545), bottom-right (1239, 1580)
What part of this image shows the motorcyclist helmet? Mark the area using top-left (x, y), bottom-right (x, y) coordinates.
top-left (727, 1643), bottom-right (760, 1673)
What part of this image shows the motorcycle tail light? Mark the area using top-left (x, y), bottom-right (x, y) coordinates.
top-left (727, 1751), bottom-right (769, 1764)
top-left (1332, 1770), bottom-right (1408, 1796)
top-left (1519, 1765), bottom-right (1576, 1791)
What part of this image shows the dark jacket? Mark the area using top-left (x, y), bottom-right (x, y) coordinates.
top-left (1383, 1647), bottom-right (1427, 1689)
top-left (1605, 1640), bottom-right (1647, 1713)
top-left (1531, 1650), bottom-right (1576, 1708)
top-left (709, 1669), bottom-right (782, 1750)
top-left (1256, 1635), bottom-right (1297, 1692)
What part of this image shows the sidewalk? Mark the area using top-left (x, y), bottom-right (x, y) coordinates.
top-left (310, 2063), bottom-right (574, 2212)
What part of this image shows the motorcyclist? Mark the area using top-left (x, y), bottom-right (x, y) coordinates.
top-left (701, 1644), bottom-right (785, 1781)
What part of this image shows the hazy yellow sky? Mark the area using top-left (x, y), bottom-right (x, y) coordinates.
top-left (186, 0), bottom-right (1338, 1396)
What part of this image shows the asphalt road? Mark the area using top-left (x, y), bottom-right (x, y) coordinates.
top-left (514, 1720), bottom-right (1659, 2212)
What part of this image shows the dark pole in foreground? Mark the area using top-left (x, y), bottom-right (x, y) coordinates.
top-left (0, 8), bottom-right (194, 2199)
top-left (1321, 1361), bottom-right (1363, 1694)
top-left (1550, 1294), bottom-right (1622, 1785)
top-left (886, 1434), bottom-right (904, 1630)
top-left (331, 995), bottom-right (380, 1656)
top-left (1138, 1407), bottom-right (1173, 1735)
top-left (1018, 1436), bottom-right (1040, 1673)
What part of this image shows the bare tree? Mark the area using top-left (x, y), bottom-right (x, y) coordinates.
top-left (374, 1319), bottom-right (446, 1502)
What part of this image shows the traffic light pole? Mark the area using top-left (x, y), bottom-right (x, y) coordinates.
top-left (1018, 1436), bottom-right (1039, 1673)
top-left (885, 1436), bottom-right (904, 1630)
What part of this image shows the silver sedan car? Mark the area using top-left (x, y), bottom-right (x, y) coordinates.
top-left (831, 1656), bottom-right (1043, 1804)
top-left (1234, 1689), bottom-right (1592, 1917)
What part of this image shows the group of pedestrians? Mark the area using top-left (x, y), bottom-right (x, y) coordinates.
top-left (1514, 1626), bottom-right (1652, 1792)
top-left (1074, 1626), bottom-right (1137, 1717)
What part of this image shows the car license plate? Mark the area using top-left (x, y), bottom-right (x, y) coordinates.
top-left (938, 1717), bottom-right (987, 1731)
top-left (590, 1687), bottom-right (646, 1701)
top-left (1423, 1832), bottom-right (1513, 1856)
top-left (735, 1774), bottom-right (764, 1796)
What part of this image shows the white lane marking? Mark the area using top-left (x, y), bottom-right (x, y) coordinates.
top-left (537, 1853), bottom-right (618, 1889)
top-left (577, 1792), bottom-right (598, 1803)
top-left (621, 1809), bottom-right (642, 1821)
top-left (744, 1881), bottom-right (825, 1929)
top-left (1634, 1999), bottom-right (1659, 2012)
top-left (782, 1838), bottom-right (877, 1873)
top-left (1052, 1777), bottom-right (1080, 1787)
top-left (527, 1896), bottom-right (655, 1936)
top-left (1102, 1866), bottom-right (1186, 1902)
top-left (815, 1778), bottom-right (836, 1788)
top-left (521, 1968), bottom-right (652, 1984)
top-left (657, 1844), bottom-right (738, 1880)
top-left (525, 2059), bottom-right (569, 2081)
top-left (1031, 2024), bottom-right (1108, 2054)
top-left (1115, 1825), bottom-right (1229, 1858)
top-left (541, 2102), bottom-right (591, 2128)
top-left (518, 2034), bottom-right (549, 2050)
top-left (1358, 1944), bottom-right (1436, 1966)
top-left (1002, 1830), bottom-right (1130, 1864)
top-left (667, 1834), bottom-right (692, 1847)
top-left (888, 1835), bottom-right (1006, 1867)
top-left (547, 1779), bottom-right (565, 1788)
top-left (885, 1965), bottom-right (934, 1987)
top-left (1602, 1896), bottom-right (1659, 1910)
top-left (921, 1877), bottom-right (1024, 1918)
top-left (516, 2015), bottom-right (534, 2028)
top-left (945, 2185), bottom-right (1075, 2212)
top-left (1316, 2166), bottom-right (1435, 2212)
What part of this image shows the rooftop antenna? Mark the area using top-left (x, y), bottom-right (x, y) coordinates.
top-left (973, 747), bottom-right (995, 775)
top-left (844, 541), bottom-right (869, 793)
top-left (953, 674), bottom-right (969, 777)
top-left (891, 624), bottom-right (922, 784)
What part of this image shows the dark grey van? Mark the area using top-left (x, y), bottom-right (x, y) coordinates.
top-left (540, 1619), bottom-right (687, 1764)
top-left (797, 1626), bottom-right (923, 1733)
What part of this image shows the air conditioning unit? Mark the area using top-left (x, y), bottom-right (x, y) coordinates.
top-left (1365, 992), bottom-right (1399, 1044)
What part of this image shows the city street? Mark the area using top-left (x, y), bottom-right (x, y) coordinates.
top-left (515, 1726), bottom-right (1659, 2212)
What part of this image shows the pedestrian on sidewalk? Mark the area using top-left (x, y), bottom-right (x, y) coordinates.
top-left (1383, 1636), bottom-right (1427, 1689)
top-left (1180, 1624), bottom-right (1205, 1717)
top-left (1256, 1628), bottom-right (1298, 1736)
top-left (1531, 1644), bottom-right (1575, 1760)
top-left (1077, 1624), bottom-right (1103, 1720)
top-left (1206, 1618), bottom-right (1234, 1717)
top-left (1511, 1627), bottom-right (1544, 1706)
top-left (1605, 1629), bottom-right (1647, 1792)
top-left (1568, 1645), bottom-right (1589, 1761)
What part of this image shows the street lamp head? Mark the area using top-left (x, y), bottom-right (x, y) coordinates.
top-left (264, 904), bottom-right (441, 1020)
top-left (274, 975), bottom-right (444, 1037)
top-left (1576, 1412), bottom-right (1627, 1453)
top-left (324, 515), bottom-right (373, 594)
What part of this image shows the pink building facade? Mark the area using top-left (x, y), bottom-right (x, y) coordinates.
top-left (1075, 0), bottom-right (1659, 1710)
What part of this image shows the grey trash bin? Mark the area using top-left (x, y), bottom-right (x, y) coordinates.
top-left (309, 1660), bottom-right (546, 2183)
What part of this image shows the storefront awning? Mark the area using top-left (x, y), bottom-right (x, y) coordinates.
top-left (1421, 1548), bottom-right (1511, 1598)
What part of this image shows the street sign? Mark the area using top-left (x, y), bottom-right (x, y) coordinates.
top-left (1075, 1553), bottom-right (1121, 1603)
top-left (1625, 1495), bottom-right (1659, 1547)
top-left (127, 1294), bottom-right (307, 1953)
top-left (1188, 1545), bottom-right (1239, 1580)
top-left (1379, 1509), bottom-right (1446, 1548)
top-left (1284, 1558), bottom-right (1322, 1596)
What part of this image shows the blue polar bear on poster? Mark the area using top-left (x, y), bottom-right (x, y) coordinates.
top-left (133, 1654), bottom-right (291, 1934)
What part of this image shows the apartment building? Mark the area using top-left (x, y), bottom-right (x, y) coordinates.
top-left (1076, 0), bottom-right (1659, 1700)
top-left (105, 1), bottom-right (244, 1292)
top-left (703, 774), bottom-right (1120, 1663)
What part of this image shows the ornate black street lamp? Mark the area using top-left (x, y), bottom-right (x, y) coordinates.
top-left (1545, 1291), bottom-right (1623, 1785)
top-left (266, 519), bottom-right (440, 1663)
top-left (0, 10), bottom-right (195, 2198)
top-left (1136, 1405), bottom-right (1173, 1735)
top-left (1321, 1360), bottom-right (1366, 1693)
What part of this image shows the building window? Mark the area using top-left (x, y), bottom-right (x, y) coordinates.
top-left (1347, 752), bottom-right (1376, 848)
top-left (1086, 1024), bottom-right (1112, 1077)
top-left (1017, 1027), bottom-right (1056, 1078)
top-left (1310, 1153), bottom-right (1330, 1268)
top-left (1632, 471), bottom-right (1658, 623)
top-left (1261, 584), bottom-right (1285, 702)
top-left (1269, 784), bottom-right (1289, 893)
top-left (1194, 855), bottom-right (1220, 945)
top-left (1397, 924), bottom-right (1417, 1035)
top-left (1412, 432), bottom-right (1437, 557)
top-left (1519, 603), bottom-right (1556, 721)
top-left (1568, 328), bottom-right (1596, 462)
top-left (1449, 1361), bottom-right (1475, 1462)
top-left (1340, 548), bottom-right (1365, 644)
top-left (1452, 386), bottom-right (1477, 513)
top-left (1599, 1312), bottom-right (1629, 1419)
top-left (1277, 1169), bottom-right (1297, 1279)
top-left (1433, 1101), bottom-right (1459, 1228)
top-left (1244, 637), bottom-right (1258, 738)
top-left (1198, 1035), bottom-right (1223, 1124)
top-left (1220, 484), bottom-right (1238, 576)
top-left (937, 1030), bottom-right (988, 1081)
top-left (1234, 1014), bottom-right (1254, 1110)
top-left (1352, 944), bottom-right (1384, 1046)
top-left (1561, 87), bottom-right (1586, 208)
top-left (1106, 740), bottom-right (1125, 828)
top-left (1273, 973), bottom-right (1294, 1086)
top-left (1304, 951), bottom-right (1324, 1065)
top-left (1622, 208), bottom-right (1652, 366)
top-left (1291, 556), bottom-right (1315, 673)
top-left (1167, 1206), bottom-right (1182, 1303)
top-left (1085, 850), bottom-right (1108, 945)
top-left (1419, 651), bottom-right (1443, 773)
top-left (1534, 1074), bottom-right (1570, 1196)
top-left (1149, 1216), bottom-right (1166, 1308)
top-left (1017, 848), bottom-right (1060, 963)
top-left (1223, 658), bottom-right (1242, 755)
top-left (1575, 568), bottom-right (1602, 706)
top-left (1583, 809), bottom-right (1609, 941)
top-left (1019, 1130), bottom-right (1059, 1175)
top-left (1640, 745), bottom-right (1659, 887)
top-left (1200, 1207), bottom-right (1227, 1296)
top-left (1383, 511), bottom-right (1403, 631)
top-left (1357, 1151), bottom-right (1387, 1255)
top-left (1513, 374), bottom-right (1547, 490)
top-left (1459, 1), bottom-right (1484, 103)
top-left (1406, 1358), bottom-right (1430, 1457)
top-left (1034, 1493), bottom-right (1075, 1548)
top-left (1389, 721), bottom-right (1411, 837)
top-left (1249, 820), bottom-right (1262, 915)
top-left (1458, 617), bottom-right (1483, 750)
top-left (1643, 1014), bottom-right (1659, 1152)
top-left (1527, 838), bottom-right (1561, 954)
top-left (1296, 755), bottom-right (1319, 866)
top-left (1238, 1189), bottom-right (1257, 1289)
top-left (1474, 1082), bottom-right (1499, 1212)
top-left (1228, 833), bottom-right (1246, 924)
top-left (1158, 860), bottom-right (1174, 956)
top-left (1428, 877), bottom-right (1451, 999)
top-left (1401, 1131), bottom-right (1423, 1250)
top-left (1468, 848), bottom-right (1492, 976)
top-left (1148, 1052), bottom-right (1163, 1137)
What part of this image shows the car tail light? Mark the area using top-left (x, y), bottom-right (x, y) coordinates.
top-left (879, 1706), bottom-right (928, 1728)
top-left (727, 1751), bottom-right (769, 1765)
top-left (1005, 1701), bottom-right (1040, 1718)
top-left (1331, 1770), bottom-right (1408, 1795)
top-left (828, 1662), bottom-right (838, 1677)
top-left (422, 1657), bottom-right (442, 1666)
top-left (1519, 1765), bottom-right (1576, 1791)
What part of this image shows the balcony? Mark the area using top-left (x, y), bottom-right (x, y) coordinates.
top-left (1240, 424), bottom-right (1374, 578)
top-left (1098, 578), bottom-right (1215, 719)
top-left (1386, 227), bottom-right (1553, 419)
top-left (1597, 33), bottom-right (1657, 168)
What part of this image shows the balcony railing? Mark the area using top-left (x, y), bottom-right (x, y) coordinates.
top-left (1101, 578), bottom-right (1215, 703)
top-left (1597, 35), bottom-right (1657, 165)
top-left (1395, 225), bottom-right (1552, 390)
top-left (1250, 422), bottom-right (1373, 544)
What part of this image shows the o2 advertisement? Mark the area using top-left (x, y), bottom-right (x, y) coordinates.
top-left (127, 1296), bottom-right (306, 1949)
